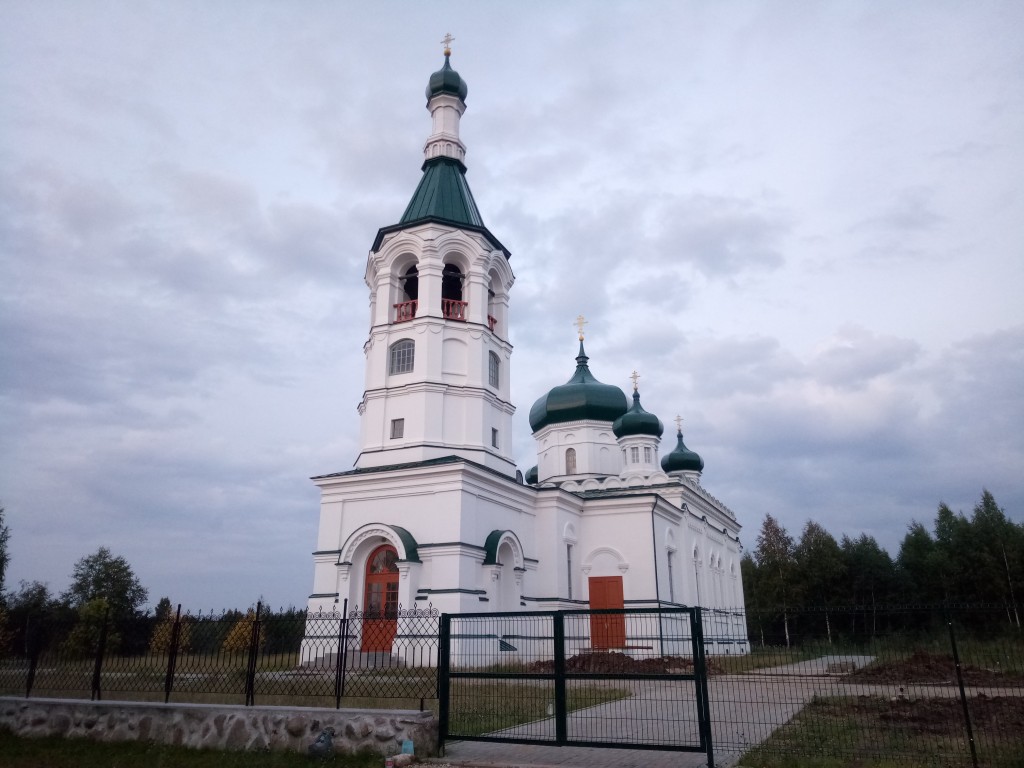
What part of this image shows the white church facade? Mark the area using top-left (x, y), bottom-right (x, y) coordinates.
top-left (304, 49), bottom-right (748, 659)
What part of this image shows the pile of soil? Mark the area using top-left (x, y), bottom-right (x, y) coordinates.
top-left (812, 695), bottom-right (1024, 735)
top-left (524, 651), bottom-right (724, 676)
top-left (850, 650), bottom-right (1022, 686)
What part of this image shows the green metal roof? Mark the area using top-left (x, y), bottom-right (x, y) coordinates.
top-left (613, 389), bottom-right (664, 439)
top-left (426, 53), bottom-right (468, 103)
top-left (661, 429), bottom-right (704, 474)
top-left (371, 156), bottom-right (510, 257)
top-left (400, 156), bottom-right (484, 227)
top-left (529, 341), bottom-right (629, 432)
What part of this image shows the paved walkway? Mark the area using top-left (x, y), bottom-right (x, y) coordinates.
top-left (424, 654), bottom-right (1024, 768)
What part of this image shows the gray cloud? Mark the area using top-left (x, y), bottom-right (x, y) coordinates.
top-left (2, 2), bottom-right (1021, 609)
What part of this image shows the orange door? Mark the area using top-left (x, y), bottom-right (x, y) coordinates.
top-left (362, 545), bottom-right (399, 652)
top-left (589, 576), bottom-right (626, 650)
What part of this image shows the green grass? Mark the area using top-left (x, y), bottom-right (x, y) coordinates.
top-left (713, 646), bottom-right (821, 674)
top-left (0, 727), bottom-right (383, 768)
top-left (739, 695), bottom-right (1024, 768)
top-left (447, 680), bottom-right (630, 736)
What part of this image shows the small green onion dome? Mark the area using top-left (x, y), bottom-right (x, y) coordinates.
top-left (529, 341), bottom-right (629, 432)
top-left (426, 53), bottom-right (468, 103)
top-left (661, 429), bottom-right (704, 473)
top-left (613, 389), bottom-right (664, 439)
top-left (525, 465), bottom-right (538, 484)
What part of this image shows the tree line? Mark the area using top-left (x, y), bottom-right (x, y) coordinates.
top-left (742, 490), bottom-right (1023, 644)
top-left (0, 513), bottom-right (303, 659)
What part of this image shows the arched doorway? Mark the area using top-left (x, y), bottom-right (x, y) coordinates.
top-left (362, 545), bottom-right (399, 652)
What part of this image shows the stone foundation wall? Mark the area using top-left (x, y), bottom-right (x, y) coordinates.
top-left (0, 697), bottom-right (437, 756)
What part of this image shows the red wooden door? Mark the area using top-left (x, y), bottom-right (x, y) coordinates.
top-left (362, 545), bottom-right (399, 652)
top-left (589, 576), bottom-right (626, 650)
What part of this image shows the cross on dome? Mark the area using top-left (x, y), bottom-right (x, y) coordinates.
top-left (575, 314), bottom-right (588, 341)
top-left (441, 32), bottom-right (455, 55)
top-left (630, 370), bottom-right (640, 391)
top-left (675, 414), bottom-right (683, 432)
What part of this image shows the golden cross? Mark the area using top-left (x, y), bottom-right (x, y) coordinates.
top-left (575, 314), bottom-right (587, 340)
top-left (630, 370), bottom-right (640, 391)
top-left (441, 32), bottom-right (455, 55)
top-left (675, 414), bottom-right (683, 432)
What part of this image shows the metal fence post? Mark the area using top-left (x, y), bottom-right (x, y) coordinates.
top-left (947, 612), bottom-right (979, 768)
top-left (437, 613), bottom-right (452, 756)
top-left (244, 601), bottom-right (262, 706)
top-left (91, 608), bottom-right (110, 702)
top-left (163, 604), bottom-right (182, 704)
top-left (553, 611), bottom-right (567, 745)
top-left (334, 598), bottom-right (349, 708)
top-left (693, 606), bottom-right (715, 768)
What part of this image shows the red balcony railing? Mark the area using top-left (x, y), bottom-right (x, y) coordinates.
top-left (393, 300), bottom-right (417, 323)
top-left (442, 299), bottom-right (468, 321)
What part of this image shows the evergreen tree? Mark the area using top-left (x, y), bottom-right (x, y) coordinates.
top-left (0, 504), bottom-right (10, 598)
top-left (794, 520), bottom-right (846, 643)
top-left (841, 533), bottom-right (896, 637)
top-left (896, 521), bottom-right (942, 602)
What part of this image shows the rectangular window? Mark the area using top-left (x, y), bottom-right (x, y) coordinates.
top-left (630, 446), bottom-right (639, 463)
top-left (491, 428), bottom-right (499, 448)
top-left (566, 544), bottom-right (573, 600)
top-left (390, 419), bottom-right (404, 439)
top-left (644, 446), bottom-right (652, 463)
top-left (488, 351), bottom-right (500, 387)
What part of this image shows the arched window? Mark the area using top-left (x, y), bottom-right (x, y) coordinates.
top-left (442, 264), bottom-right (463, 302)
top-left (401, 266), bottom-right (419, 302)
top-left (389, 339), bottom-right (414, 375)
top-left (565, 447), bottom-right (577, 474)
top-left (488, 352), bottom-right (500, 387)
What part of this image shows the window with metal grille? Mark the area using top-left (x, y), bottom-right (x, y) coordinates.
top-left (390, 418), bottom-right (404, 439)
top-left (488, 351), bottom-right (500, 387)
top-left (389, 339), bottom-right (414, 375)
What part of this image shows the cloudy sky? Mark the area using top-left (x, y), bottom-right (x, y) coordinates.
top-left (2, 1), bottom-right (1022, 612)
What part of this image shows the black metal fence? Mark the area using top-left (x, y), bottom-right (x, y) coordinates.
top-left (438, 607), bottom-right (713, 762)
top-left (1, 601), bottom-right (1022, 766)
top-left (718, 603), bottom-right (1024, 767)
top-left (0, 601), bottom-right (440, 708)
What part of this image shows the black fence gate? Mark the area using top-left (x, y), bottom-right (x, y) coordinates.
top-left (438, 607), bottom-right (713, 763)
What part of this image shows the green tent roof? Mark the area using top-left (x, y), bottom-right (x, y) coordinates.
top-left (401, 156), bottom-right (484, 227)
top-left (372, 156), bottom-right (509, 257)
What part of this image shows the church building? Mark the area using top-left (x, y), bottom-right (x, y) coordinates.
top-left (304, 46), bottom-right (748, 658)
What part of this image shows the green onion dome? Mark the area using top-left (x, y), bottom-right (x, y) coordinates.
top-left (426, 53), bottom-right (468, 103)
top-left (612, 389), bottom-right (664, 439)
top-left (529, 341), bottom-right (628, 433)
top-left (525, 465), bottom-right (538, 484)
top-left (661, 428), bottom-right (704, 473)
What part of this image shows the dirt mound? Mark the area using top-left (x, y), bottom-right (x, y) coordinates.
top-left (850, 650), bottom-right (1023, 686)
top-left (812, 695), bottom-right (1024, 735)
top-left (525, 652), bottom-right (724, 676)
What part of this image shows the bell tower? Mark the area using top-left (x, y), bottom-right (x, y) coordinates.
top-left (355, 44), bottom-right (516, 475)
